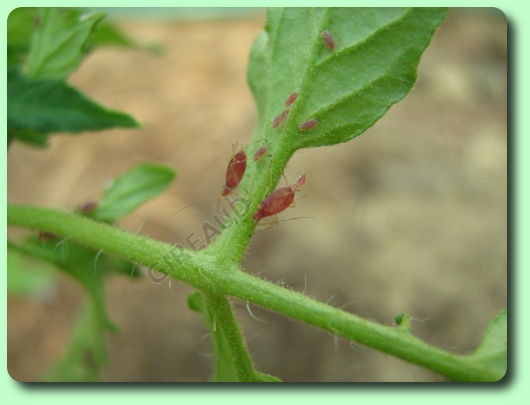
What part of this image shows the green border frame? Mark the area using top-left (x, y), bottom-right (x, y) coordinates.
top-left (3, 0), bottom-right (523, 400)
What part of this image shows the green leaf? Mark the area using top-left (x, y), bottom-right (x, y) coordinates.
top-left (7, 247), bottom-right (56, 297)
top-left (88, 20), bottom-right (136, 48)
top-left (7, 7), bottom-right (37, 66)
top-left (247, 7), bottom-right (447, 150)
top-left (88, 20), bottom-right (164, 54)
top-left (27, 8), bottom-right (104, 80)
top-left (46, 298), bottom-right (108, 382)
top-left (8, 237), bottom-right (116, 331)
top-left (468, 309), bottom-right (507, 381)
top-left (7, 67), bottom-right (139, 134)
top-left (8, 128), bottom-right (50, 147)
top-left (91, 163), bottom-right (177, 222)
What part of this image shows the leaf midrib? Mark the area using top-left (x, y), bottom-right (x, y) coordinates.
top-left (271, 8), bottom-right (332, 150)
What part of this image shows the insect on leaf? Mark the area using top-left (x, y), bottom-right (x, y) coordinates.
top-left (247, 7), bottom-right (447, 150)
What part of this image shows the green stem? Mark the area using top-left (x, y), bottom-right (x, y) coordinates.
top-left (7, 204), bottom-right (502, 381)
top-left (203, 293), bottom-right (258, 381)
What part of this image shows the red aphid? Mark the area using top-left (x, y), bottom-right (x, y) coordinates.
top-left (253, 146), bottom-right (267, 161)
top-left (299, 119), bottom-right (318, 131)
top-left (272, 109), bottom-right (290, 128)
top-left (285, 92), bottom-right (298, 107)
top-left (322, 30), bottom-right (335, 49)
top-left (78, 200), bottom-right (97, 213)
top-left (253, 174), bottom-right (306, 222)
top-left (38, 231), bottom-right (56, 241)
top-left (222, 150), bottom-right (247, 196)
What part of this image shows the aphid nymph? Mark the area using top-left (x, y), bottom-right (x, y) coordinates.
top-left (285, 92), bottom-right (298, 107)
top-left (272, 109), bottom-right (290, 128)
top-left (322, 30), bottom-right (335, 49)
top-left (299, 119), bottom-right (318, 131)
top-left (253, 146), bottom-right (267, 162)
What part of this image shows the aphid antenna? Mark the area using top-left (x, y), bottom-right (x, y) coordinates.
top-left (253, 215), bottom-right (315, 234)
top-left (278, 215), bottom-right (315, 223)
top-left (231, 141), bottom-right (241, 155)
top-left (171, 194), bottom-right (221, 217)
top-left (281, 172), bottom-right (289, 187)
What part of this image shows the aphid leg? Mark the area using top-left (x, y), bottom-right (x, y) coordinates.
top-left (281, 173), bottom-right (289, 187)
top-left (253, 215), bottom-right (280, 234)
top-left (289, 194), bottom-right (308, 209)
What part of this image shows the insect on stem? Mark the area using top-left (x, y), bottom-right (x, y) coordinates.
top-left (253, 146), bottom-right (267, 162)
top-left (222, 150), bottom-right (247, 196)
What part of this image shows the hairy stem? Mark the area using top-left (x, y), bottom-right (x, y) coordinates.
top-left (203, 292), bottom-right (259, 381)
top-left (8, 204), bottom-right (503, 381)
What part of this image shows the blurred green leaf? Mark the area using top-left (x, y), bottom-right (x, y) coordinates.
top-left (88, 19), bottom-right (137, 48)
top-left (8, 128), bottom-right (50, 147)
top-left (7, 7), bottom-right (37, 66)
top-left (468, 308), bottom-right (507, 381)
top-left (27, 8), bottom-right (104, 79)
top-left (88, 20), bottom-right (164, 54)
top-left (8, 67), bottom-right (139, 134)
top-left (248, 8), bottom-right (447, 150)
top-left (7, 247), bottom-right (56, 297)
top-left (9, 237), bottom-right (117, 331)
top-left (46, 299), bottom-right (108, 382)
top-left (91, 163), bottom-right (177, 222)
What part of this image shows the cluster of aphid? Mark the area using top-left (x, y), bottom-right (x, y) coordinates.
top-left (221, 146), bottom-right (306, 223)
top-left (220, 31), bottom-right (335, 222)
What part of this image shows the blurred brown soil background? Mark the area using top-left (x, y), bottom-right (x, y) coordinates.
top-left (7, 8), bottom-right (507, 382)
